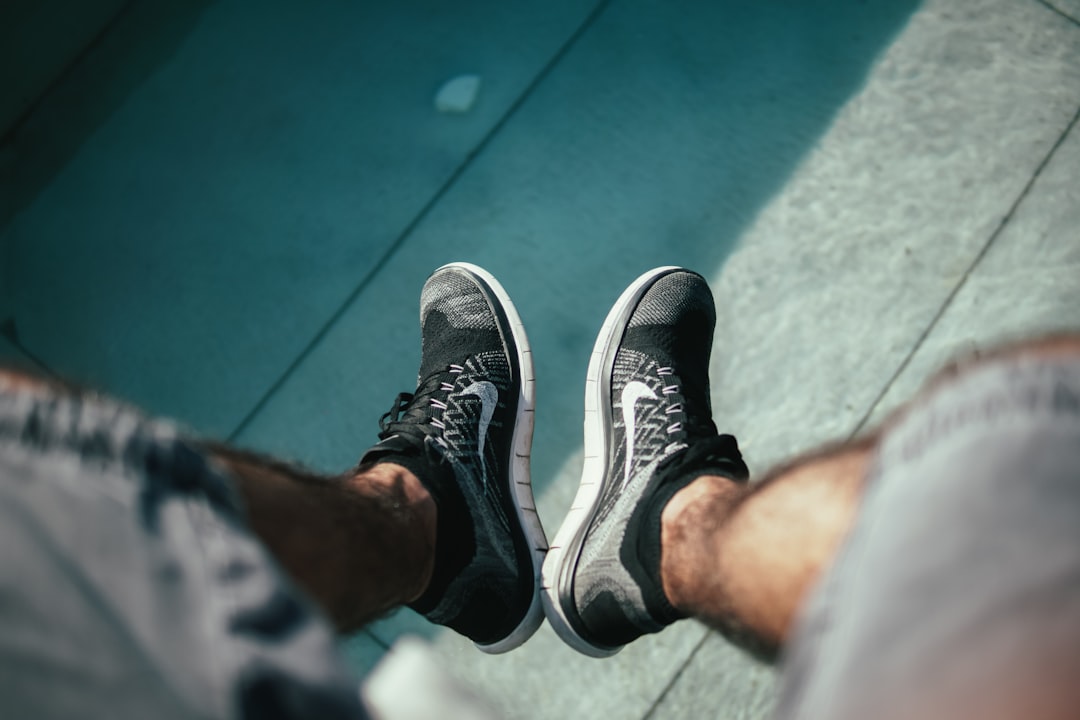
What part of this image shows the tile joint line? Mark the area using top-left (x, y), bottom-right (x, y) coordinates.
top-left (639, 98), bottom-right (1080, 720)
top-left (365, 630), bottom-right (391, 652)
top-left (640, 632), bottom-right (712, 720)
top-left (1033, 0), bottom-right (1080, 28)
top-left (0, 318), bottom-right (59, 379)
top-left (0, 0), bottom-right (138, 148)
top-left (851, 101), bottom-right (1080, 438)
top-left (640, 99), bottom-right (1080, 720)
top-left (226, 0), bottom-right (616, 442)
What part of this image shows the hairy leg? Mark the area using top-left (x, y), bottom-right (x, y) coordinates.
top-left (661, 437), bottom-right (873, 660)
top-left (207, 447), bottom-right (436, 633)
top-left (0, 368), bottom-right (436, 633)
top-left (660, 333), bottom-right (1080, 661)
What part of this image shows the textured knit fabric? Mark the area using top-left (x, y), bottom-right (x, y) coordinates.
top-left (571, 270), bottom-right (746, 647)
top-left (406, 349), bottom-right (530, 643)
top-left (361, 265), bottom-right (541, 648)
top-left (420, 269), bottom-right (496, 332)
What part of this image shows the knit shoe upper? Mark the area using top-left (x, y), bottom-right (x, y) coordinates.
top-left (542, 267), bottom-right (747, 657)
top-left (359, 263), bottom-right (546, 653)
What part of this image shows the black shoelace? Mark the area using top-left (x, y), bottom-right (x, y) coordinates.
top-left (377, 364), bottom-right (465, 449)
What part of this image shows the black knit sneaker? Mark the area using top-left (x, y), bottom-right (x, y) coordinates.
top-left (358, 262), bottom-right (547, 653)
top-left (542, 267), bottom-right (749, 657)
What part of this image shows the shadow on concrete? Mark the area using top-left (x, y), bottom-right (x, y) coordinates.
top-left (0, 0), bottom-right (213, 343)
top-left (0, 0), bottom-right (214, 231)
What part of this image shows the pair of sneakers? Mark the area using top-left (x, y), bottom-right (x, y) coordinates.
top-left (359, 263), bottom-right (748, 657)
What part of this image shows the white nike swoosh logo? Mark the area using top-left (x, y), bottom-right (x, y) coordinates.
top-left (621, 380), bottom-right (658, 484)
top-left (460, 380), bottom-right (498, 489)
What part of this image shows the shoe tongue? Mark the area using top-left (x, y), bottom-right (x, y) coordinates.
top-left (658, 434), bottom-right (749, 485)
top-left (359, 433), bottom-right (424, 466)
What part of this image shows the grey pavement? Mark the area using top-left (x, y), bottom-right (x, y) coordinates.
top-left (1, 0), bottom-right (1078, 718)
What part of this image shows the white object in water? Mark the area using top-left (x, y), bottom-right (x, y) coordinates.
top-left (434, 75), bottom-right (481, 114)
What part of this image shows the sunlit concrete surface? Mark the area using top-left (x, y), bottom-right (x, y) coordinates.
top-left (1, 0), bottom-right (1078, 717)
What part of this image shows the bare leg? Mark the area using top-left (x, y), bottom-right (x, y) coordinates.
top-left (660, 333), bottom-right (1080, 661)
top-left (0, 370), bottom-right (436, 633)
top-left (205, 448), bottom-right (435, 633)
top-left (660, 437), bottom-right (873, 659)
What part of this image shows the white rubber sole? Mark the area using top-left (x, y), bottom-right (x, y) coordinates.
top-left (541, 266), bottom-right (682, 658)
top-left (435, 262), bottom-right (548, 655)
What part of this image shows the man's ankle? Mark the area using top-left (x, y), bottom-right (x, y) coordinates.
top-left (659, 474), bottom-right (745, 613)
top-left (349, 462), bottom-right (437, 603)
